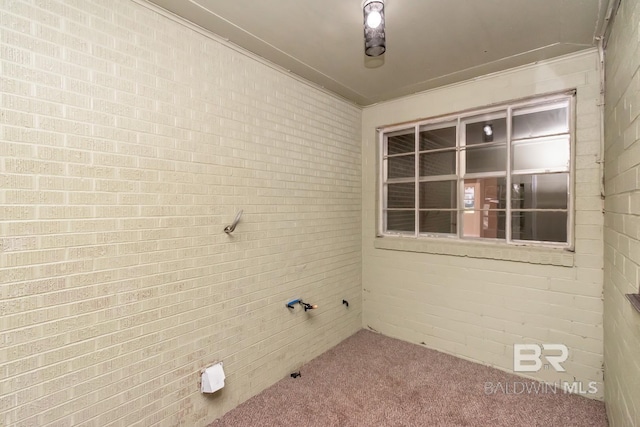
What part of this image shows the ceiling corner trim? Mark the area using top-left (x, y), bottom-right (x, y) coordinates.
top-left (135, 0), bottom-right (365, 106)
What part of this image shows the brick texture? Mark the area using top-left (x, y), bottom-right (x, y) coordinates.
top-left (0, 0), bottom-right (362, 425)
top-left (362, 50), bottom-right (605, 399)
top-left (603, 0), bottom-right (640, 425)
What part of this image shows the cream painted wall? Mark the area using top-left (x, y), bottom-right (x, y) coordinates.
top-left (362, 50), bottom-right (605, 398)
top-left (0, 0), bottom-right (362, 425)
top-left (603, 0), bottom-right (640, 424)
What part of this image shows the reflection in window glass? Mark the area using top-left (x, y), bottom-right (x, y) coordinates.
top-left (388, 155), bottom-right (415, 179)
top-left (419, 181), bottom-right (457, 209)
top-left (419, 151), bottom-right (456, 176)
top-left (420, 125), bottom-right (456, 150)
top-left (465, 145), bottom-right (506, 174)
top-left (419, 211), bottom-right (456, 234)
top-left (387, 210), bottom-right (415, 233)
top-left (511, 174), bottom-right (568, 209)
top-left (464, 186), bottom-right (475, 209)
top-left (512, 137), bottom-right (570, 171)
top-left (462, 210), bottom-right (506, 239)
top-left (512, 211), bottom-right (568, 242)
top-left (512, 105), bottom-right (568, 140)
top-left (387, 183), bottom-right (415, 208)
top-left (465, 117), bottom-right (507, 145)
top-left (379, 94), bottom-right (573, 247)
top-left (462, 178), bottom-right (506, 210)
top-left (387, 129), bottom-right (415, 155)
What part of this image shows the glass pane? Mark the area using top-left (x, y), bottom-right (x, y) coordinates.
top-left (419, 151), bottom-right (456, 176)
top-left (512, 211), bottom-right (568, 243)
top-left (512, 137), bottom-right (570, 171)
top-left (387, 210), bottom-right (415, 233)
top-left (462, 210), bottom-right (506, 239)
top-left (419, 125), bottom-right (456, 150)
top-left (511, 174), bottom-right (568, 209)
top-left (387, 183), bottom-right (415, 208)
top-left (463, 178), bottom-right (506, 211)
top-left (465, 145), bottom-right (506, 173)
top-left (419, 211), bottom-right (457, 234)
top-left (387, 155), bottom-right (415, 179)
top-left (465, 116), bottom-right (507, 145)
top-left (513, 104), bottom-right (568, 140)
top-left (419, 181), bottom-right (457, 209)
top-left (387, 129), bottom-right (415, 155)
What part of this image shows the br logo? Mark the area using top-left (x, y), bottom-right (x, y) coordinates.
top-left (513, 344), bottom-right (568, 372)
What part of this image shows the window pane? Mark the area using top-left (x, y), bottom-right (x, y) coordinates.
top-left (380, 95), bottom-right (573, 247)
top-left (419, 211), bottom-right (456, 234)
top-left (387, 183), bottom-right (415, 208)
top-left (462, 210), bottom-right (506, 239)
top-left (419, 125), bottom-right (456, 150)
top-left (463, 178), bottom-right (506, 211)
top-left (387, 210), bottom-right (415, 232)
top-left (512, 211), bottom-right (568, 242)
top-left (419, 151), bottom-right (456, 176)
top-left (387, 129), bottom-right (415, 155)
top-left (388, 155), bottom-right (415, 179)
top-left (465, 145), bottom-right (506, 173)
top-left (511, 174), bottom-right (568, 209)
top-left (419, 181), bottom-right (457, 209)
top-left (512, 137), bottom-right (569, 171)
top-left (513, 104), bottom-right (568, 140)
top-left (465, 117), bottom-right (507, 145)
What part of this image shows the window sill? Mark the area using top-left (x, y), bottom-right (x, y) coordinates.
top-left (374, 236), bottom-right (575, 267)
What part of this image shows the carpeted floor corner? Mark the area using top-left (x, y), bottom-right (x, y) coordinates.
top-left (208, 330), bottom-right (608, 426)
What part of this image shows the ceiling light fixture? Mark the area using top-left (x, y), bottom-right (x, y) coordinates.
top-left (363, 0), bottom-right (386, 57)
top-left (483, 124), bottom-right (494, 142)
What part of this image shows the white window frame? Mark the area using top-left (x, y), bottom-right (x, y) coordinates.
top-left (377, 91), bottom-right (576, 249)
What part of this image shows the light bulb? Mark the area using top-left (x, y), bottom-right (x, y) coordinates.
top-left (366, 10), bottom-right (382, 28)
top-left (483, 125), bottom-right (493, 136)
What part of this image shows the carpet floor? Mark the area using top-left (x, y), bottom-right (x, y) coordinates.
top-left (209, 330), bottom-right (608, 426)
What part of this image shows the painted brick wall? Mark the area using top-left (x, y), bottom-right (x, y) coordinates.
top-left (603, 0), bottom-right (640, 424)
top-left (362, 51), bottom-right (605, 398)
top-left (0, 0), bottom-right (362, 425)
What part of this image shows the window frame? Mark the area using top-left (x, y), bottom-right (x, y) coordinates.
top-left (377, 91), bottom-right (576, 249)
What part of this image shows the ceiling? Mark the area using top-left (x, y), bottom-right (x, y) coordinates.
top-left (146, 0), bottom-right (613, 106)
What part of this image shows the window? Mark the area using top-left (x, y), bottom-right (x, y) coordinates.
top-left (379, 93), bottom-right (574, 247)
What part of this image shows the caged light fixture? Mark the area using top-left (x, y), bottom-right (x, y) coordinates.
top-left (362, 0), bottom-right (386, 57)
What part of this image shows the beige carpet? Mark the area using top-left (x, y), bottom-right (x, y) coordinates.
top-left (209, 330), bottom-right (607, 426)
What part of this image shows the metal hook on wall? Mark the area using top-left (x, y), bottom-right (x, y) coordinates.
top-left (224, 210), bottom-right (243, 234)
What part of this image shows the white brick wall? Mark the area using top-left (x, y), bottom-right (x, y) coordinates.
top-left (0, 0), bottom-right (362, 425)
top-left (362, 50), bottom-right (605, 398)
top-left (603, 0), bottom-right (640, 424)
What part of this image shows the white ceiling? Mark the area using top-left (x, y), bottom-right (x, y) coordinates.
top-left (146, 0), bottom-right (612, 106)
